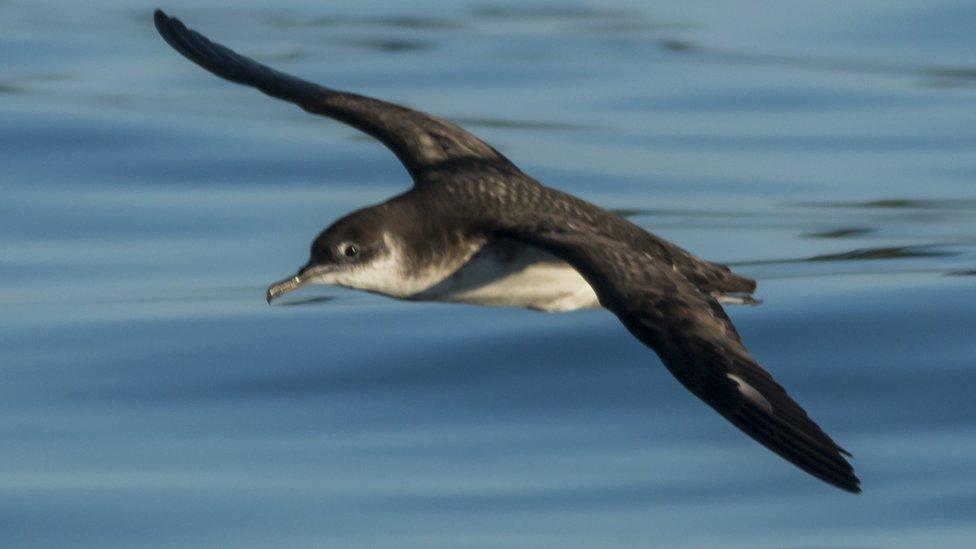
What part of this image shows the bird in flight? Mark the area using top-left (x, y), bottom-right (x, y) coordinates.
top-left (154, 10), bottom-right (859, 493)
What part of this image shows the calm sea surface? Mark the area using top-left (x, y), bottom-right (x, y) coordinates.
top-left (2, 1), bottom-right (976, 547)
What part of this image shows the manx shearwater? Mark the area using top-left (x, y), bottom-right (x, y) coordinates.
top-left (154, 10), bottom-right (860, 493)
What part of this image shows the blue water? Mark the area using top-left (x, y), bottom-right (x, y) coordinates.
top-left (3, 1), bottom-right (976, 547)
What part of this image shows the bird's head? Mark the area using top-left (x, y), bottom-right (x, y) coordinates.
top-left (266, 207), bottom-right (402, 303)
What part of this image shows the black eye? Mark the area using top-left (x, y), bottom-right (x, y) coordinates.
top-left (341, 243), bottom-right (360, 258)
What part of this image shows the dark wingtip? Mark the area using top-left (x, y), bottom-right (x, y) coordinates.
top-left (153, 9), bottom-right (178, 44)
top-left (841, 476), bottom-right (862, 494)
top-left (153, 10), bottom-right (188, 44)
top-left (835, 444), bottom-right (858, 492)
top-left (153, 9), bottom-right (169, 28)
top-left (834, 460), bottom-right (862, 494)
top-left (833, 460), bottom-right (861, 494)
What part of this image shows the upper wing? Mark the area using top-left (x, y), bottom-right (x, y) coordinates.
top-left (153, 10), bottom-right (515, 180)
top-left (503, 228), bottom-right (860, 492)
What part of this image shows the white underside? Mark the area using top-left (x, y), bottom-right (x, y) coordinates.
top-left (413, 239), bottom-right (600, 312)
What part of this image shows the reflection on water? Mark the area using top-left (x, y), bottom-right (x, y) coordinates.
top-left (798, 198), bottom-right (976, 210)
top-left (661, 38), bottom-right (976, 86)
top-left (277, 296), bottom-right (336, 307)
top-left (2, 1), bottom-right (976, 548)
top-left (329, 36), bottom-right (434, 53)
top-left (801, 226), bottom-right (875, 239)
top-left (806, 244), bottom-right (959, 262)
top-left (470, 4), bottom-right (637, 20)
top-left (265, 13), bottom-right (461, 30)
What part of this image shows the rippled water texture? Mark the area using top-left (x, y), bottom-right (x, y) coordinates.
top-left (2, 1), bottom-right (976, 547)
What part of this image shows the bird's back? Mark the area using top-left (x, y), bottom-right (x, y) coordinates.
top-left (420, 167), bottom-right (756, 303)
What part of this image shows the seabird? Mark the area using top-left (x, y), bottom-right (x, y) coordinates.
top-left (154, 10), bottom-right (860, 493)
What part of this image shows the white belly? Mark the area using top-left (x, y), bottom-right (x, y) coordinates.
top-left (411, 239), bottom-right (601, 312)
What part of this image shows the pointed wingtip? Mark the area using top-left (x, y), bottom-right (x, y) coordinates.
top-left (153, 9), bottom-right (186, 39)
top-left (839, 474), bottom-right (862, 494)
top-left (832, 460), bottom-right (862, 494)
top-left (153, 9), bottom-right (175, 39)
top-left (836, 447), bottom-right (861, 493)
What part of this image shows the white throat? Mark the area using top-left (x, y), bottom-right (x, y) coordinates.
top-left (309, 232), bottom-right (456, 298)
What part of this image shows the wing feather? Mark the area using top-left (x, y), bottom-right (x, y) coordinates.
top-left (153, 10), bottom-right (513, 179)
top-left (507, 229), bottom-right (860, 492)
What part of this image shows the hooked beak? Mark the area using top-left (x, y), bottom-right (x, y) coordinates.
top-left (266, 263), bottom-right (330, 304)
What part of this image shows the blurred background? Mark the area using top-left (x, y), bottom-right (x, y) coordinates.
top-left (3, 1), bottom-right (976, 547)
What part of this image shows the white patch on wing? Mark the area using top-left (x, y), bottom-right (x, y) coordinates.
top-left (715, 293), bottom-right (759, 306)
top-left (414, 239), bottom-right (600, 312)
top-left (727, 374), bottom-right (773, 413)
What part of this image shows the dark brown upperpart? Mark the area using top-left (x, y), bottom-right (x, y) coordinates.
top-left (412, 164), bottom-right (755, 297)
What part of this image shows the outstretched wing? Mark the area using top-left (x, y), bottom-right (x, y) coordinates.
top-left (153, 10), bottom-right (514, 180)
top-left (502, 228), bottom-right (860, 492)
